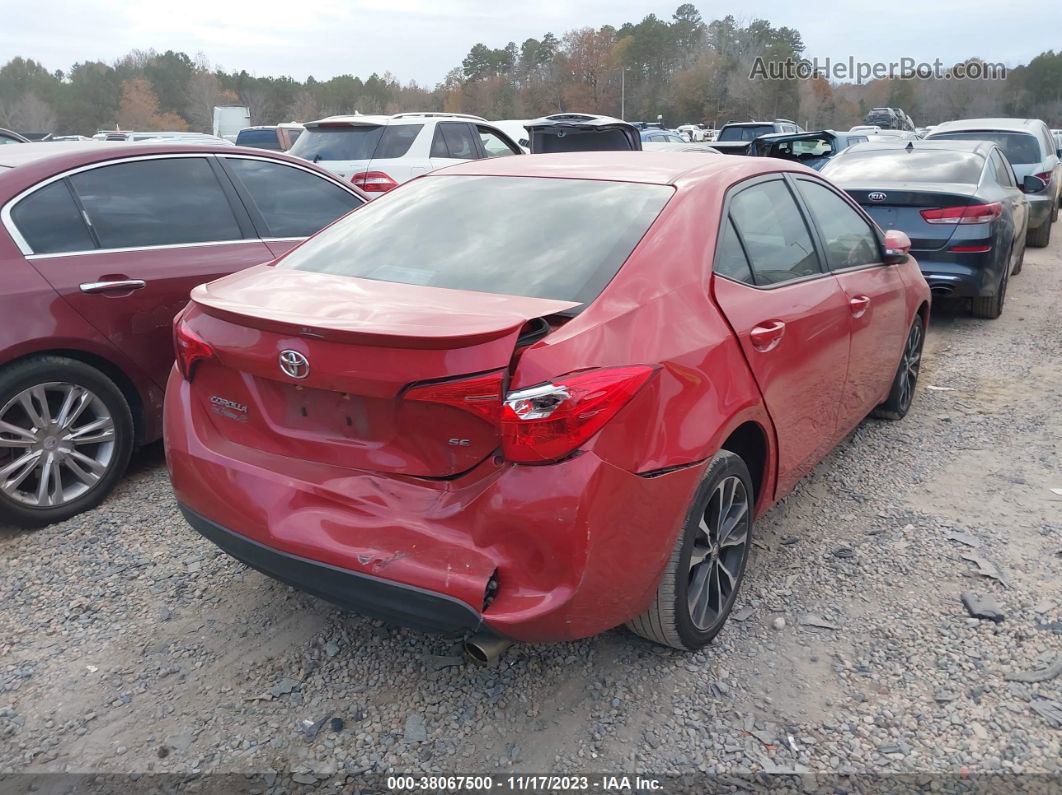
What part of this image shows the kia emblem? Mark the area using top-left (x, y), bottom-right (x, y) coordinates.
top-left (279, 350), bottom-right (310, 379)
top-left (868, 192), bottom-right (887, 202)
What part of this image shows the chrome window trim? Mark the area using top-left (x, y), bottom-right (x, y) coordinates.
top-left (25, 238), bottom-right (264, 260)
top-left (1, 152), bottom-right (360, 258)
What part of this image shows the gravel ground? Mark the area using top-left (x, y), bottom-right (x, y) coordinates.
top-left (1, 237), bottom-right (1060, 788)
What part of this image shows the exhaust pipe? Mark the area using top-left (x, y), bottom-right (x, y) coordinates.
top-left (463, 632), bottom-right (512, 665)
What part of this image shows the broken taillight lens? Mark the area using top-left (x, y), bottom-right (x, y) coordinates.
top-left (173, 316), bottom-right (215, 381)
top-left (501, 366), bottom-right (655, 464)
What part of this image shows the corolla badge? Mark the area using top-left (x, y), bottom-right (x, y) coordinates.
top-left (279, 350), bottom-right (310, 379)
top-left (868, 192), bottom-right (887, 202)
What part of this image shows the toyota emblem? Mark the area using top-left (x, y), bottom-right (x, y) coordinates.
top-left (868, 192), bottom-right (887, 202)
top-left (279, 350), bottom-right (310, 379)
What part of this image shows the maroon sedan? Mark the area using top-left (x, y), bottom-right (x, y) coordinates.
top-left (165, 153), bottom-right (930, 652)
top-left (0, 142), bottom-right (366, 527)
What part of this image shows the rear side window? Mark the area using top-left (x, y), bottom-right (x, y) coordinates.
top-left (236, 129), bottom-right (281, 150)
top-left (822, 149), bottom-right (984, 184)
top-left (431, 123), bottom-right (480, 159)
top-left (928, 131), bottom-right (1042, 165)
top-left (990, 151), bottom-right (1014, 187)
top-left (288, 125), bottom-right (384, 162)
top-left (373, 124), bottom-right (423, 159)
top-left (10, 181), bottom-right (96, 254)
top-left (713, 218), bottom-right (754, 284)
top-left (277, 175), bottom-right (673, 307)
top-left (225, 158), bottom-right (363, 238)
top-left (729, 180), bottom-right (820, 285)
top-left (69, 158), bottom-right (242, 249)
top-left (795, 180), bottom-right (881, 270)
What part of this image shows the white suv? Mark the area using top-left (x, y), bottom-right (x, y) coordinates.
top-left (287, 113), bottom-right (523, 195)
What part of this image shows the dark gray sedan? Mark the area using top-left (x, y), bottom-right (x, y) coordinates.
top-left (822, 139), bottom-right (1045, 319)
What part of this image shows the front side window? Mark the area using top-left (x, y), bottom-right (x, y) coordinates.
top-left (277, 175), bottom-right (673, 307)
top-left (225, 158), bottom-right (363, 238)
top-left (728, 179), bottom-right (820, 285)
top-left (477, 126), bottom-right (519, 157)
top-left (10, 180), bottom-right (96, 254)
top-left (69, 158), bottom-right (242, 249)
top-left (796, 180), bottom-right (881, 270)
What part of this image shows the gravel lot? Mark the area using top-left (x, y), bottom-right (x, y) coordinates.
top-left (2, 236), bottom-right (1060, 787)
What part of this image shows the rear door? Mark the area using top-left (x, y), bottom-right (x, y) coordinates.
top-left (989, 149), bottom-right (1026, 249)
top-left (429, 122), bottom-right (482, 170)
top-left (14, 155), bottom-right (272, 389)
top-left (219, 155), bottom-right (365, 257)
top-left (792, 176), bottom-right (909, 424)
top-left (710, 176), bottom-right (852, 495)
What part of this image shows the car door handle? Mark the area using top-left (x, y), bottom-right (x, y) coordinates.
top-left (79, 279), bottom-right (147, 294)
top-left (849, 295), bottom-right (871, 317)
top-left (749, 320), bottom-right (786, 352)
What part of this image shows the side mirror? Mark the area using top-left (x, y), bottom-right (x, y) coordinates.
top-left (883, 229), bottom-right (911, 265)
top-left (1056, 148), bottom-right (1062, 159)
top-left (1022, 174), bottom-right (1047, 193)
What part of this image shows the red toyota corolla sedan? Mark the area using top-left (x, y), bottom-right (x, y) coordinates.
top-left (165, 152), bottom-right (930, 652)
top-left (0, 142), bottom-right (365, 527)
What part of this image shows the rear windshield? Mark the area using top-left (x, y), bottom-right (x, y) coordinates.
top-left (288, 125), bottom-right (384, 162)
top-left (236, 129), bottom-right (281, 150)
top-left (278, 175), bottom-right (673, 306)
top-left (822, 149), bottom-right (985, 184)
top-left (717, 125), bottom-right (774, 142)
top-left (927, 131), bottom-right (1042, 165)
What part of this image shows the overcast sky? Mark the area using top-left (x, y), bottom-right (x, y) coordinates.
top-left (1, 0), bottom-right (1048, 85)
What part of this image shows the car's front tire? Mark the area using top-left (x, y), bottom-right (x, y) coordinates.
top-left (627, 450), bottom-right (753, 650)
top-left (0, 356), bottom-right (133, 528)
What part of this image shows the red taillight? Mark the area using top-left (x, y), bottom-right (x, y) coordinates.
top-left (174, 317), bottom-right (215, 381)
top-left (920, 202), bottom-right (1002, 225)
top-left (352, 171), bottom-right (398, 193)
top-left (1034, 171), bottom-right (1051, 185)
top-left (949, 244), bottom-right (992, 253)
top-left (501, 366), bottom-right (655, 464)
top-left (404, 372), bottom-right (505, 424)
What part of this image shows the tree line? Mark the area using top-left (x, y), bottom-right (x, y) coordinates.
top-left (2, 4), bottom-right (1060, 136)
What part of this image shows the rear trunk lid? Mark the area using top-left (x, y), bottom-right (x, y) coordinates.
top-left (184, 266), bottom-right (578, 477)
top-left (842, 183), bottom-right (983, 251)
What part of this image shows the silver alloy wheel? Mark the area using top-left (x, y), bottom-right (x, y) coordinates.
top-left (0, 382), bottom-right (115, 508)
top-left (897, 322), bottom-right (922, 412)
top-left (687, 475), bottom-right (750, 631)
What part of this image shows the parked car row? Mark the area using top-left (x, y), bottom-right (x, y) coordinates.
top-left (1, 105), bottom-right (1057, 659)
top-left (0, 142), bottom-right (366, 526)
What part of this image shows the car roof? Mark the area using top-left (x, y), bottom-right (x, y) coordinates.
top-left (930, 118), bottom-right (1043, 134)
top-left (429, 150), bottom-right (812, 186)
top-left (0, 142), bottom-right (367, 198)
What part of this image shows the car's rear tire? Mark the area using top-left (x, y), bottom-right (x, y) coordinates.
top-left (0, 356), bottom-right (133, 529)
top-left (627, 450), bottom-right (753, 651)
top-left (971, 263), bottom-right (1009, 320)
top-left (873, 316), bottom-right (924, 420)
top-left (1011, 240), bottom-right (1025, 276)
top-left (1027, 217), bottom-right (1051, 248)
